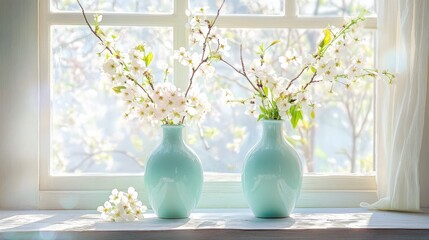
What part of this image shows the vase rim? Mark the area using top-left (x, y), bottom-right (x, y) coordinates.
top-left (161, 124), bottom-right (185, 128)
top-left (261, 119), bottom-right (284, 123)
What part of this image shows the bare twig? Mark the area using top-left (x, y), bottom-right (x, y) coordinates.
top-left (286, 66), bottom-right (308, 90)
top-left (239, 45), bottom-right (248, 82)
top-left (69, 150), bottom-right (141, 172)
top-left (197, 123), bottom-right (210, 150)
top-left (217, 73), bottom-right (254, 92)
top-left (219, 44), bottom-right (261, 94)
top-left (303, 71), bottom-right (318, 90)
top-left (219, 58), bottom-right (259, 93)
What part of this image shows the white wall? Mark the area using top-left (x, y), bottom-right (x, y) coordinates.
top-left (420, 58), bottom-right (429, 208)
top-left (0, 0), bottom-right (39, 209)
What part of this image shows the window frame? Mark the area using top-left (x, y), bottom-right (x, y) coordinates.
top-left (39, 0), bottom-right (378, 209)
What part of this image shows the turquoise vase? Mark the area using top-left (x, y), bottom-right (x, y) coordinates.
top-left (144, 125), bottom-right (203, 219)
top-left (242, 120), bottom-right (303, 218)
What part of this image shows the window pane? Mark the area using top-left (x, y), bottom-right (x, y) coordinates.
top-left (195, 28), bottom-right (375, 174)
top-left (51, 0), bottom-right (173, 13)
top-left (51, 25), bottom-right (173, 175)
top-left (189, 0), bottom-right (284, 15)
top-left (298, 0), bottom-right (376, 16)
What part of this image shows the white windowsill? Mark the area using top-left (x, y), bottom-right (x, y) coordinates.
top-left (1, 208), bottom-right (428, 240)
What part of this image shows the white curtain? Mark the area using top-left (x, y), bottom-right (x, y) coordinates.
top-left (361, 0), bottom-right (429, 212)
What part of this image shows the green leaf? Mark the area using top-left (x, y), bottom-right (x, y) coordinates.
top-left (263, 86), bottom-right (269, 96)
top-left (112, 86), bottom-right (126, 94)
top-left (123, 64), bottom-right (130, 72)
top-left (271, 100), bottom-right (277, 108)
top-left (289, 105), bottom-right (303, 128)
top-left (257, 91), bottom-right (265, 98)
top-left (268, 40), bottom-right (281, 48)
top-left (265, 87), bottom-right (273, 100)
top-left (310, 110), bottom-right (316, 119)
top-left (259, 106), bottom-right (268, 114)
top-left (136, 44), bottom-right (145, 52)
top-left (210, 52), bottom-right (222, 61)
top-left (318, 28), bottom-right (332, 52)
top-left (145, 52), bottom-right (153, 66)
top-left (310, 66), bottom-right (317, 73)
top-left (114, 50), bottom-right (121, 59)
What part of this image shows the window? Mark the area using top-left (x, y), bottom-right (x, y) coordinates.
top-left (39, 0), bottom-right (377, 209)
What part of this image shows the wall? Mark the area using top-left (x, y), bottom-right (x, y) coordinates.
top-left (420, 57), bottom-right (429, 209)
top-left (0, 0), bottom-right (39, 209)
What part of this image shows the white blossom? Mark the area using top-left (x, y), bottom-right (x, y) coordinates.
top-left (120, 87), bottom-right (136, 102)
top-left (129, 49), bottom-right (144, 61)
top-left (98, 187), bottom-right (148, 222)
top-left (115, 70), bottom-right (128, 85)
top-left (218, 38), bottom-right (231, 56)
top-left (109, 189), bottom-right (123, 205)
top-left (301, 53), bottom-right (317, 67)
top-left (198, 62), bottom-right (215, 79)
top-left (130, 59), bottom-right (145, 75)
top-left (97, 201), bottom-right (112, 219)
top-left (279, 49), bottom-right (302, 69)
top-left (276, 97), bottom-right (290, 119)
top-left (102, 58), bottom-right (119, 76)
top-left (174, 47), bottom-right (189, 65)
top-left (244, 98), bottom-right (258, 118)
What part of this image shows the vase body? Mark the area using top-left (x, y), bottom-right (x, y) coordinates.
top-left (144, 125), bottom-right (203, 219)
top-left (242, 120), bottom-right (303, 218)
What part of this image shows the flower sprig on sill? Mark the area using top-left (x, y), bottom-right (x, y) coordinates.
top-left (220, 10), bottom-right (394, 128)
top-left (77, 0), bottom-right (228, 126)
top-left (97, 187), bottom-right (147, 222)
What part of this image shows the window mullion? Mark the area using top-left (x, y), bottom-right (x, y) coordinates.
top-left (46, 12), bottom-right (177, 26)
top-left (173, 0), bottom-right (189, 89)
top-left (286, 0), bottom-right (298, 17)
top-left (39, 0), bottom-right (52, 191)
top-left (215, 16), bottom-right (377, 29)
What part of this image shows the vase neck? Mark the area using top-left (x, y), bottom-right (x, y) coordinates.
top-left (161, 125), bottom-right (185, 145)
top-left (261, 120), bottom-right (284, 144)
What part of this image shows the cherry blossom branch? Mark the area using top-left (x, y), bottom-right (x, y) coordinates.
top-left (239, 45), bottom-right (263, 94)
top-left (219, 45), bottom-right (261, 94)
top-left (77, 0), bottom-right (154, 103)
top-left (217, 73), bottom-right (254, 91)
top-left (184, 0), bottom-right (226, 97)
top-left (317, 14), bottom-right (366, 58)
top-left (200, 0), bottom-right (225, 62)
top-left (286, 66), bottom-right (308, 90)
top-left (302, 72), bottom-right (319, 90)
top-left (219, 58), bottom-right (259, 93)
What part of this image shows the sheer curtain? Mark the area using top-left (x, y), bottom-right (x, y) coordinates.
top-left (361, 0), bottom-right (429, 212)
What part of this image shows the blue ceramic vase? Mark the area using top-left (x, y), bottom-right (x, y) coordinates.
top-left (144, 125), bottom-right (203, 219)
top-left (242, 120), bottom-right (303, 218)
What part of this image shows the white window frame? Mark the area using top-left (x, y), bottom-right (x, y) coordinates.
top-left (39, 0), bottom-right (378, 209)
